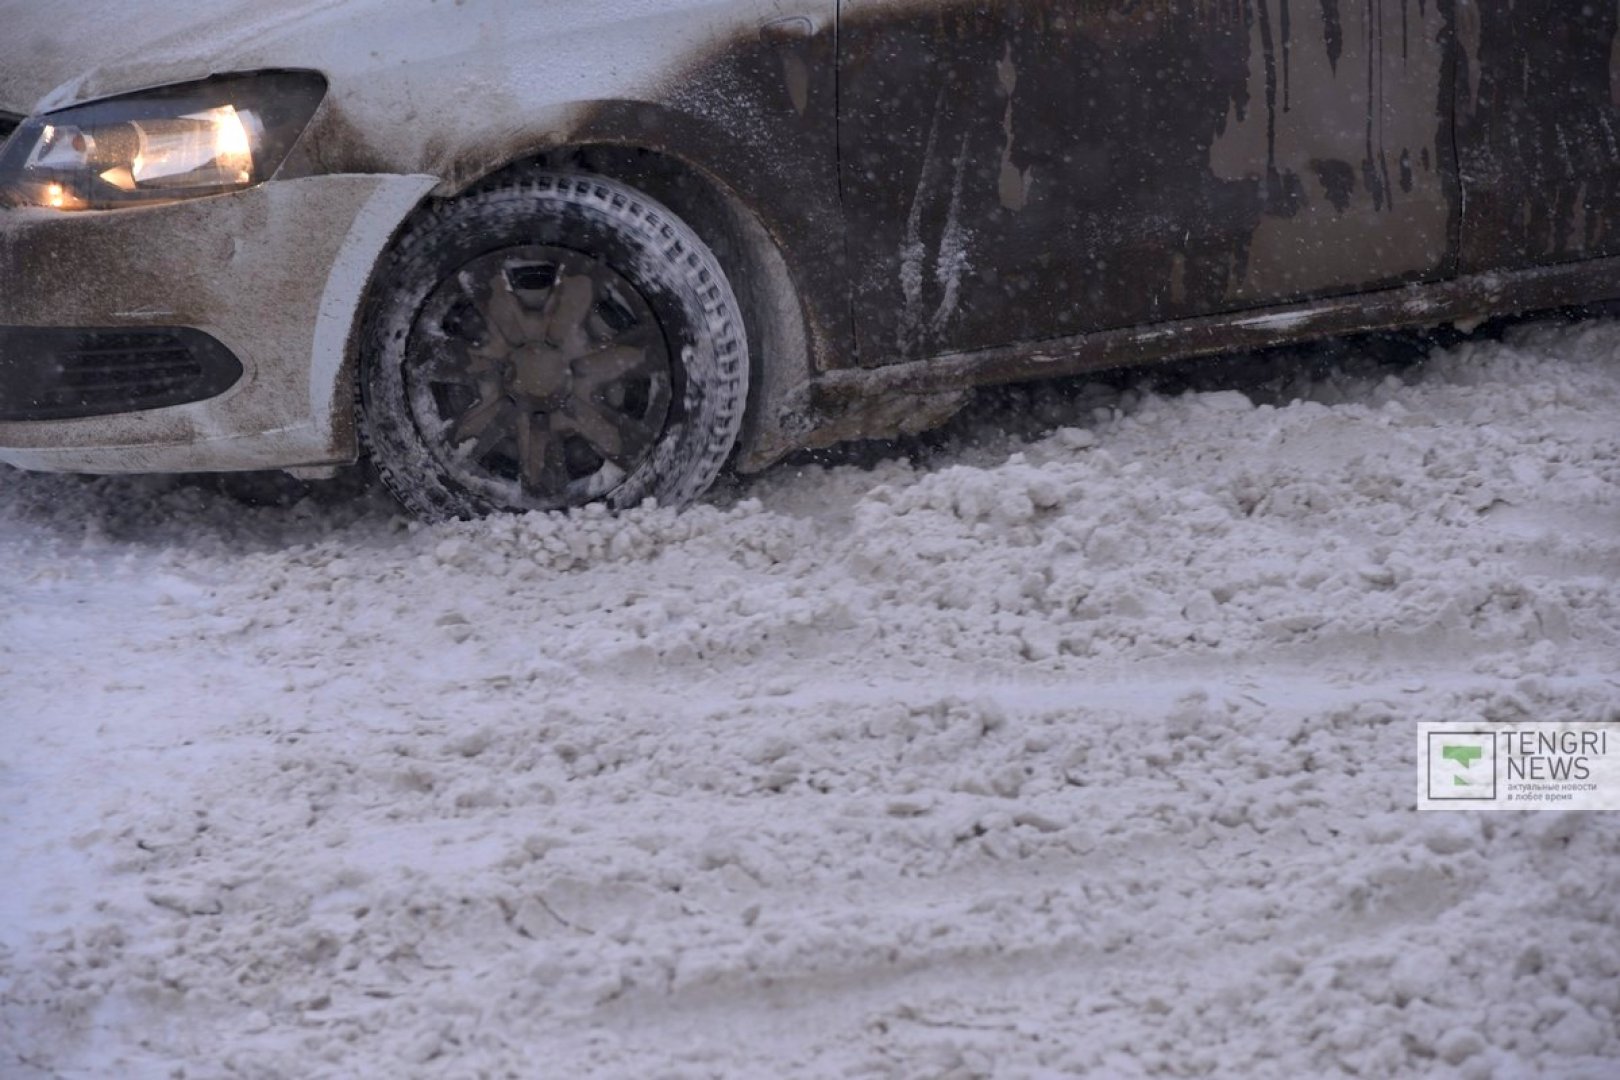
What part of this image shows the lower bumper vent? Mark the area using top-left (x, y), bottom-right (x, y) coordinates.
top-left (0, 326), bottom-right (244, 421)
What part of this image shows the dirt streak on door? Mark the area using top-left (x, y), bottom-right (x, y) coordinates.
top-left (837, 0), bottom-right (1459, 365)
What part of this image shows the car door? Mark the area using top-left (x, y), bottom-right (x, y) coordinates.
top-left (1455, 1), bottom-right (1620, 272)
top-left (837, 1), bottom-right (1460, 365)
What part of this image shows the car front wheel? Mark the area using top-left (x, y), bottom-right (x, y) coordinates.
top-left (359, 172), bottom-right (748, 520)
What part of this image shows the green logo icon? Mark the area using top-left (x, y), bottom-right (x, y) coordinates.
top-left (1443, 744), bottom-right (1484, 785)
top-left (1426, 731), bottom-right (1497, 803)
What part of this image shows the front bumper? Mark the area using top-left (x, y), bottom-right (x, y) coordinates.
top-left (0, 172), bottom-right (435, 473)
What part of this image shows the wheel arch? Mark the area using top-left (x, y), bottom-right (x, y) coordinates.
top-left (516, 144), bottom-right (819, 474)
top-left (347, 139), bottom-right (823, 476)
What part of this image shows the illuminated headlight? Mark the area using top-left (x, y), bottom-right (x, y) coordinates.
top-left (0, 71), bottom-right (326, 211)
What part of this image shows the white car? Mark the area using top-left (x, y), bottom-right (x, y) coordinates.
top-left (1, 1), bottom-right (1613, 517)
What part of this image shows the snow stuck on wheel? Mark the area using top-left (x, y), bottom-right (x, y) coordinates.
top-left (2, 322), bottom-right (1618, 1077)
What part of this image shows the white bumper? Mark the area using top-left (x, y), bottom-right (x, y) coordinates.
top-left (0, 173), bottom-right (436, 473)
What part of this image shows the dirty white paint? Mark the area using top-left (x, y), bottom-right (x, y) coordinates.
top-left (0, 175), bottom-right (433, 473)
top-left (2, 0), bottom-right (816, 177)
top-left (307, 174), bottom-right (439, 444)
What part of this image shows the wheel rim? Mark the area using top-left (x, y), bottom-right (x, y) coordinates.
top-left (404, 245), bottom-right (674, 510)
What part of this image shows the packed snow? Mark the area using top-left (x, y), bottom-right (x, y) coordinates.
top-left (2, 321), bottom-right (1618, 1077)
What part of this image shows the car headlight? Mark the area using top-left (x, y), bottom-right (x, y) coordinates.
top-left (0, 71), bottom-right (326, 211)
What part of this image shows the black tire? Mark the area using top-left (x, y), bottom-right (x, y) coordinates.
top-left (359, 172), bottom-right (748, 520)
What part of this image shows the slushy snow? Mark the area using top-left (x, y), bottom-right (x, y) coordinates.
top-left (2, 321), bottom-right (1618, 1077)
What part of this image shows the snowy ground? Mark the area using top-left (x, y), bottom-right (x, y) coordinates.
top-left (2, 320), bottom-right (1618, 1078)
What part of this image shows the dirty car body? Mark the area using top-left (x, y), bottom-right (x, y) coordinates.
top-left (1, 1), bottom-right (1617, 514)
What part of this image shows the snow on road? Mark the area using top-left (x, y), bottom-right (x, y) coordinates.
top-left (2, 321), bottom-right (1618, 1077)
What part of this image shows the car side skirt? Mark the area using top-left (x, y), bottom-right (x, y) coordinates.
top-left (810, 256), bottom-right (1620, 414)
